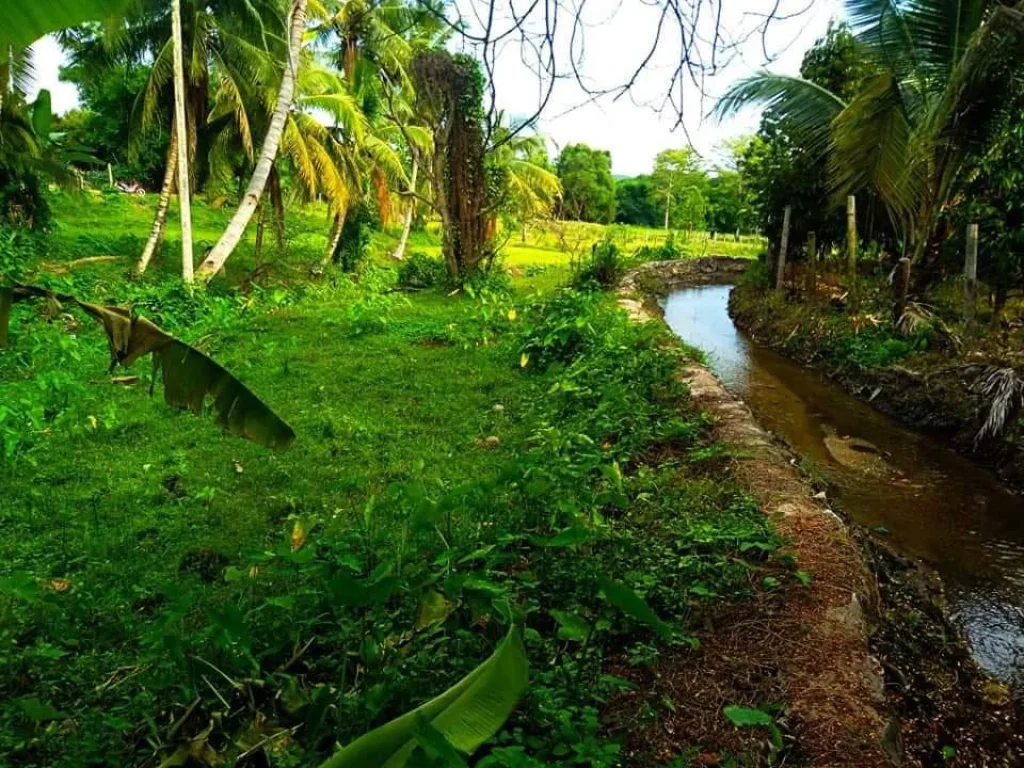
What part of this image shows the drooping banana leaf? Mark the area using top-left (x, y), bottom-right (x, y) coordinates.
top-left (0, 284), bottom-right (295, 451)
top-left (320, 626), bottom-right (529, 768)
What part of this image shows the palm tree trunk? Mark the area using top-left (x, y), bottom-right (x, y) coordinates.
top-left (320, 209), bottom-right (346, 268)
top-left (269, 164), bottom-right (286, 254)
top-left (197, 0), bottom-right (307, 280)
top-left (170, 0), bottom-right (194, 283)
top-left (136, 123), bottom-right (178, 275)
top-left (391, 159), bottom-right (418, 261)
top-left (254, 200), bottom-right (266, 267)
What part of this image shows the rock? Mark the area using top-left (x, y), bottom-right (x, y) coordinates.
top-left (492, 404), bottom-right (505, 413)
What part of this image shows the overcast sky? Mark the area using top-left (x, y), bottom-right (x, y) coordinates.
top-left (28, 0), bottom-right (842, 177)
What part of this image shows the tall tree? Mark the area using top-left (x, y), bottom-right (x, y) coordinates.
top-left (556, 143), bottom-right (616, 223)
top-left (490, 120), bottom-right (561, 241)
top-left (717, 2), bottom-right (1024, 270)
top-left (410, 50), bottom-right (493, 280)
top-left (198, 0), bottom-right (308, 279)
top-left (170, 0), bottom-right (194, 282)
top-left (650, 148), bottom-right (706, 230)
top-left (615, 176), bottom-right (659, 227)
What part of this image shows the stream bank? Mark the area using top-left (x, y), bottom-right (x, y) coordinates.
top-left (620, 259), bottom-right (893, 767)
top-left (622, 259), bottom-right (1024, 766)
top-left (728, 279), bottom-right (1024, 492)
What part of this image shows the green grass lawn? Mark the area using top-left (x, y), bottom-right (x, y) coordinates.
top-left (1, 194), bottom-right (785, 767)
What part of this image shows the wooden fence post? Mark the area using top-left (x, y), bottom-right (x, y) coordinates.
top-left (893, 257), bottom-right (911, 324)
top-left (846, 195), bottom-right (857, 275)
top-left (805, 230), bottom-right (816, 297)
top-left (965, 223), bottom-right (978, 327)
top-left (107, 163), bottom-right (114, 188)
top-left (776, 205), bottom-right (791, 293)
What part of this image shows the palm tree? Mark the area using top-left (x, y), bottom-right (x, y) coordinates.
top-left (197, 0), bottom-right (308, 279)
top-left (66, 0), bottom-right (282, 274)
top-left (490, 123), bottom-right (561, 242)
top-left (716, 0), bottom-right (1024, 267)
top-left (170, 0), bottom-right (194, 282)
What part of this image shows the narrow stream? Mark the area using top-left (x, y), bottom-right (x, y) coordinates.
top-left (663, 284), bottom-right (1024, 686)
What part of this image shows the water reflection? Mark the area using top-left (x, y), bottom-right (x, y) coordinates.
top-left (663, 285), bottom-right (1024, 685)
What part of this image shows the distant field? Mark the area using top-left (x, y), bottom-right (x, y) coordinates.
top-left (42, 193), bottom-right (763, 289)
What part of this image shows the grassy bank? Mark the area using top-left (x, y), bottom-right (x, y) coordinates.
top-left (0, 196), bottom-right (796, 767)
top-left (729, 262), bottom-right (1024, 487)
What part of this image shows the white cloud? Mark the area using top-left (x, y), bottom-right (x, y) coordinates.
top-left (25, 36), bottom-right (81, 115)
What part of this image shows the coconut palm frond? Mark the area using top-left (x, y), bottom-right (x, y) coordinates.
top-left (130, 35), bottom-right (173, 149)
top-left (507, 158), bottom-right (561, 217)
top-left (306, 129), bottom-right (350, 209)
top-left (217, 26), bottom-right (282, 86)
top-left (210, 54), bottom-right (255, 160)
top-left (282, 116), bottom-right (318, 200)
top-left (831, 71), bottom-right (923, 231)
top-left (403, 124), bottom-right (433, 156)
top-left (298, 92), bottom-right (368, 142)
top-left (973, 366), bottom-right (1024, 444)
top-left (714, 73), bottom-right (847, 157)
top-left (362, 134), bottom-right (407, 185)
top-left (2, 46), bottom-right (36, 99)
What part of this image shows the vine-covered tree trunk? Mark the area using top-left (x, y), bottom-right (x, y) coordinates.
top-left (412, 51), bottom-right (493, 282)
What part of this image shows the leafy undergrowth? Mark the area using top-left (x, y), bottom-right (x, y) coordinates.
top-left (730, 262), bottom-right (1024, 375)
top-left (1, 204), bottom-right (793, 767)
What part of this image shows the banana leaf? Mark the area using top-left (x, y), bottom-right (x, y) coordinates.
top-left (321, 626), bottom-right (528, 768)
top-left (1, 0), bottom-right (130, 55)
top-left (0, 284), bottom-right (295, 451)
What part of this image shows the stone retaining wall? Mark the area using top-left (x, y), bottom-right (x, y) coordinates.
top-left (619, 259), bottom-right (896, 767)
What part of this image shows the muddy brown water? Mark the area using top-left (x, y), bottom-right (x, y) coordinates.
top-left (663, 284), bottom-right (1024, 686)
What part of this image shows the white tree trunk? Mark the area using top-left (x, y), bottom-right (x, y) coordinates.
top-left (391, 158), bottom-right (418, 261)
top-left (320, 209), bottom-right (346, 269)
top-left (170, 0), bottom-right (194, 283)
top-left (136, 124), bottom-right (178, 274)
top-left (197, 0), bottom-right (307, 279)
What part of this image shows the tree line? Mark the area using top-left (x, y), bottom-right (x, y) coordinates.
top-left (552, 142), bottom-right (759, 237)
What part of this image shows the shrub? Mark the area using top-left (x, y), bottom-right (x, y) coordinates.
top-left (571, 239), bottom-right (628, 290)
top-left (397, 252), bottom-right (448, 289)
top-left (632, 232), bottom-right (681, 263)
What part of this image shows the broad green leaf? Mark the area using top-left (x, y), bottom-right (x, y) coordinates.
top-left (415, 589), bottom-right (455, 630)
top-left (19, 697), bottom-right (69, 722)
top-left (597, 575), bottom-right (674, 641)
top-left (320, 626), bottom-right (529, 768)
top-left (0, 0), bottom-right (130, 53)
top-left (413, 717), bottom-right (470, 767)
top-left (540, 526), bottom-right (597, 547)
top-left (32, 90), bottom-right (52, 138)
top-left (723, 705), bottom-right (773, 728)
top-left (549, 609), bottom-right (591, 642)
